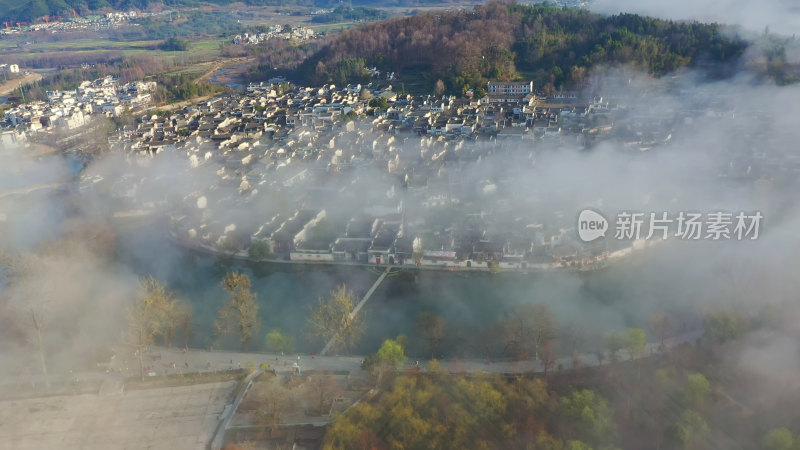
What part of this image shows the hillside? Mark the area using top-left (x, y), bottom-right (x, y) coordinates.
top-left (0, 0), bottom-right (452, 24)
top-left (294, 1), bottom-right (749, 94)
top-left (0, 0), bottom-right (106, 23)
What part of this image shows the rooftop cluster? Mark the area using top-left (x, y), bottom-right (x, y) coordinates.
top-left (1, 76), bottom-right (155, 146)
top-left (100, 80), bottom-right (649, 271)
top-left (233, 25), bottom-right (316, 45)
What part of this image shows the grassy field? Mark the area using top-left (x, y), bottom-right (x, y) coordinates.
top-left (307, 22), bottom-right (361, 34)
top-left (1, 39), bottom-right (156, 52)
top-left (4, 36), bottom-right (227, 65)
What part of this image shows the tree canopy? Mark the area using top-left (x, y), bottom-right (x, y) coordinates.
top-left (215, 272), bottom-right (261, 351)
top-left (296, 1), bottom-right (748, 93)
top-left (308, 284), bottom-right (365, 354)
top-left (324, 373), bottom-right (607, 450)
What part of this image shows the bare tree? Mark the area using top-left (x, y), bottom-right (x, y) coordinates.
top-left (498, 303), bottom-right (558, 360)
top-left (308, 284), bottom-right (365, 355)
top-left (178, 303), bottom-right (194, 349)
top-left (304, 371), bottom-right (342, 415)
top-left (649, 313), bottom-right (672, 351)
top-left (434, 79), bottom-right (446, 96)
top-left (254, 376), bottom-right (293, 437)
top-left (1, 252), bottom-right (53, 389)
top-left (498, 308), bottom-right (532, 359)
top-left (541, 340), bottom-right (558, 377)
top-left (416, 312), bottom-right (447, 359)
top-left (595, 350), bottom-right (605, 366)
top-left (605, 331), bottom-right (624, 363)
top-left (161, 300), bottom-right (192, 348)
top-left (127, 276), bottom-right (173, 381)
top-left (215, 272), bottom-right (261, 351)
top-left (530, 303), bottom-right (558, 360)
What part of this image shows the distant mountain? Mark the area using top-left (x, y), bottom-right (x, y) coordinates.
top-left (295, 1), bottom-right (749, 94)
top-left (0, 0), bottom-right (110, 23)
top-left (0, 0), bottom-right (453, 24)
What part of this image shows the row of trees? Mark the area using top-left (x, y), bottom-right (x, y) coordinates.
top-left (128, 276), bottom-right (364, 379)
top-left (325, 318), bottom-right (798, 449)
top-left (324, 370), bottom-right (616, 449)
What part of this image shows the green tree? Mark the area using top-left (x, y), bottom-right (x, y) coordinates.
top-left (566, 441), bottom-right (593, 450)
top-left (560, 389), bottom-right (616, 445)
top-left (265, 329), bottom-right (295, 353)
top-left (248, 240), bottom-right (271, 260)
top-left (625, 328), bottom-right (647, 359)
top-left (369, 96), bottom-right (388, 109)
top-left (763, 428), bottom-right (797, 450)
top-left (685, 373), bottom-right (711, 407)
top-left (672, 410), bottom-right (709, 448)
top-left (704, 311), bottom-right (749, 343)
top-left (377, 338), bottom-right (407, 368)
top-left (215, 272), bottom-right (261, 351)
top-left (158, 37), bottom-right (189, 51)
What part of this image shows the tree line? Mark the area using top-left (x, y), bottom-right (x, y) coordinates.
top-left (322, 300), bottom-right (800, 450)
top-left (292, 1), bottom-right (748, 94)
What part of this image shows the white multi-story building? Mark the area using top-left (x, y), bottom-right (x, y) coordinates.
top-left (486, 80), bottom-right (533, 95)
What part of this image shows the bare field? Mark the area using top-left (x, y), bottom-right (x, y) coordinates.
top-left (0, 381), bottom-right (236, 450)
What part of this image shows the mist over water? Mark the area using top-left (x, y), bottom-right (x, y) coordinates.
top-left (114, 222), bottom-right (754, 357)
top-left (2, 66), bottom-right (800, 392)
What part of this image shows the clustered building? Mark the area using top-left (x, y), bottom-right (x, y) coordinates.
top-left (2, 76), bottom-right (155, 138)
top-left (0, 64), bottom-right (19, 74)
top-left (233, 25), bottom-right (316, 45)
top-left (101, 79), bottom-right (634, 271)
top-left (4, 12), bottom-right (138, 35)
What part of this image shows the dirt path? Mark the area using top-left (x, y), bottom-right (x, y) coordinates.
top-left (195, 56), bottom-right (251, 85)
top-left (0, 72), bottom-right (41, 96)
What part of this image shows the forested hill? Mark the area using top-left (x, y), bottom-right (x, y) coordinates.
top-left (296, 1), bottom-right (749, 94)
top-left (0, 0), bottom-right (449, 24)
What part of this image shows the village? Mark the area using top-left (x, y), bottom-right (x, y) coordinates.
top-left (0, 75), bottom-right (155, 147)
top-left (3, 77), bottom-right (738, 271)
top-left (0, 11), bottom-right (140, 34)
top-left (112, 79), bottom-right (653, 271)
top-left (232, 25), bottom-right (317, 45)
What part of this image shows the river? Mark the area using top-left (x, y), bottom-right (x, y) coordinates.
top-left (116, 223), bottom-right (715, 358)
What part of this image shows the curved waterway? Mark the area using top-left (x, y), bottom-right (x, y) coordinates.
top-left (117, 224), bottom-right (715, 357)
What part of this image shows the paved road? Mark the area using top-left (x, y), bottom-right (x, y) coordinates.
top-left (15, 329), bottom-right (706, 388)
top-left (0, 329), bottom-right (703, 395)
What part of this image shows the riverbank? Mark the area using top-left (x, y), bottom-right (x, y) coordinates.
top-left (164, 228), bottom-right (652, 275)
